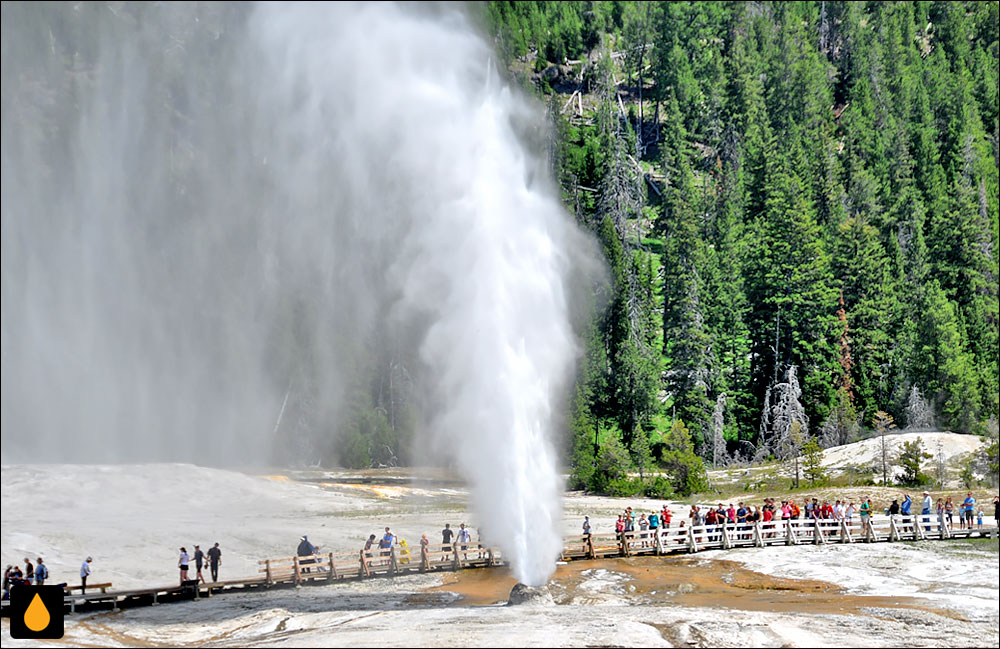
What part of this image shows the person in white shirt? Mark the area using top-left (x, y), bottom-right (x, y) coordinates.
top-left (178, 547), bottom-right (190, 584)
top-left (921, 490), bottom-right (934, 532)
top-left (80, 556), bottom-right (93, 593)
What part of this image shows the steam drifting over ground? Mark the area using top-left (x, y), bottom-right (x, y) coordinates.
top-left (1, 2), bottom-right (597, 585)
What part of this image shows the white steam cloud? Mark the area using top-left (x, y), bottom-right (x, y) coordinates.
top-left (1, 2), bottom-right (595, 585)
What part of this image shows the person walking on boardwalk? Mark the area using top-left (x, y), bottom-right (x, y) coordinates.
top-left (34, 558), bottom-right (48, 586)
top-left (178, 547), bottom-right (190, 584)
top-left (207, 542), bottom-right (222, 583)
top-left (23, 557), bottom-right (34, 585)
top-left (80, 557), bottom-right (92, 593)
top-left (457, 523), bottom-right (472, 553)
top-left (193, 545), bottom-right (206, 584)
top-left (582, 516), bottom-right (592, 537)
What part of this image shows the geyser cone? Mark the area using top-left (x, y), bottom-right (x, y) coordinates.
top-left (508, 582), bottom-right (554, 606)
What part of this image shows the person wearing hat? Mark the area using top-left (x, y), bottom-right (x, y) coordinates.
top-left (80, 556), bottom-right (93, 593)
top-left (297, 535), bottom-right (318, 573)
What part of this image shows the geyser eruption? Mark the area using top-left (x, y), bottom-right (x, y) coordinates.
top-left (1, 3), bottom-right (594, 585)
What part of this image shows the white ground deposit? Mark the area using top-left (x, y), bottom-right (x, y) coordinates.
top-left (2, 462), bottom-right (997, 647)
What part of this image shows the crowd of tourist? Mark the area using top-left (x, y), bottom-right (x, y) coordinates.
top-left (593, 493), bottom-right (1000, 543)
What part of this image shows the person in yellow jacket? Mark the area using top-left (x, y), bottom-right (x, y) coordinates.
top-left (398, 538), bottom-right (411, 565)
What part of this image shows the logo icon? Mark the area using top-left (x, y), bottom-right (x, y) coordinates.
top-left (9, 585), bottom-right (64, 639)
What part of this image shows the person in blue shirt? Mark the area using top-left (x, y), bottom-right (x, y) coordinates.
top-left (901, 493), bottom-right (912, 516)
top-left (962, 493), bottom-right (976, 530)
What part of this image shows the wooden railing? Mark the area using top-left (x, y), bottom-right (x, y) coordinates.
top-left (562, 514), bottom-right (995, 558)
top-left (256, 541), bottom-right (503, 586)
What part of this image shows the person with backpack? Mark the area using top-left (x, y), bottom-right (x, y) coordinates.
top-left (33, 558), bottom-right (48, 586)
top-left (297, 535), bottom-right (318, 573)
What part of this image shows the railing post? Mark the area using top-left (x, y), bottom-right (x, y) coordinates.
top-left (293, 556), bottom-right (301, 584)
top-left (588, 534), bottom-right (596, 559)
top-left (753, 522), bottom-right (763, 547)
top-left (722, 522), bottom-right (731, 549)
top-left (265, 559), bottom-right (272, 586)
top-left (328, 552), bottom-right (336, 580)
top-left (687, 526), bottom-right (698, 553)
top-left (421, 545), bottom-right (429, 572)
top-left (360, 550), bottom-right (370, 577)
top-left (453, 543), bottom-right (460, 570)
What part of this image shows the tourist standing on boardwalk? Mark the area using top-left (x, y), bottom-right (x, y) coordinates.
top-left (178, 547), bottom-right (190, 583)
top-left (582, 516), bottom-right (592, 537)
top-left (379, 527), bottom-right (394, 561)
top-left (962, 493), bottom-right (976, 529)
top-left (859, 499), bottom-right (871, 527)
top-left (23, 557), bottom-right (34, 585)
top-left (945, 496), bottom-right (955, 526)
top-left (34, 558), bottom-right (48, 586)
top-left (457, 523), bottom-right (472, 555)
top-left (193, 545), bottom-right (206, 584)
top-left (207, 542), bottom-right (222, 582)
top-left (297, 535), bottom-right (318, 573)
top-left (921, 491), bottom-right (933, 531)
top-left (441, 523), bottom-right (454, 555)
top-left (80, 557), bottom-right (92, 593)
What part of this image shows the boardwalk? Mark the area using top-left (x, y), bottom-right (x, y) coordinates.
top-left (2, 514), bottom-right (995, 617)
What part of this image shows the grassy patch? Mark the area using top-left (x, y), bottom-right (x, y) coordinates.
top-left (942, 536), bottom-right (999, 553)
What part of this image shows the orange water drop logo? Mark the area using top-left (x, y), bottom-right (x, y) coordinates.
top-left (25, 592), bottom-right (51, 632)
